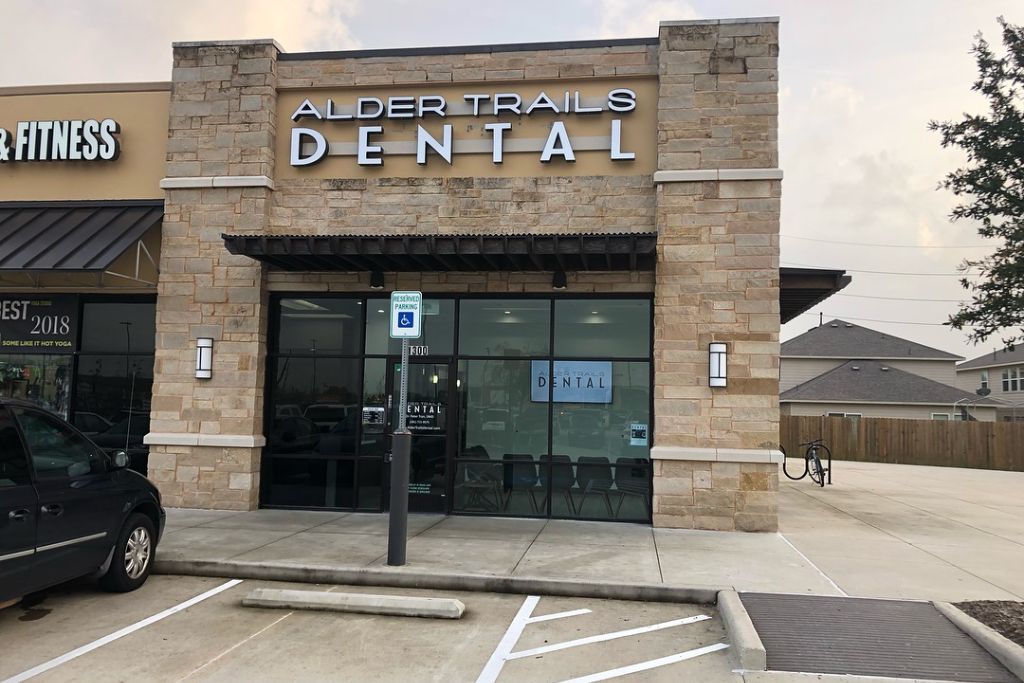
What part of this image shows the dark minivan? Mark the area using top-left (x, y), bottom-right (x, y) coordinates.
top-left (0, 398), bottom-right (165, 604)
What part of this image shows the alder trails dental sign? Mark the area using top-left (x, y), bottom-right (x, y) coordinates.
top-left (278, 78), bottom-right (657, 178)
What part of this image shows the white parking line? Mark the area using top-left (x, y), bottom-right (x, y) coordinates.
top-left (507, 614), bottom-right (711, 659)
top-left (526, 608), bottom-right (592, 624)
top-left (476, 595), bottom-right (540, 683)
top-left (558, 643), bottom-right (731, 683)
top-left (1, 579), bottom-right (243, 683)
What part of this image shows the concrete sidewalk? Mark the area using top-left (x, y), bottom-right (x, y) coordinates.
top-left (155, 461), bottom-right (1024, 602)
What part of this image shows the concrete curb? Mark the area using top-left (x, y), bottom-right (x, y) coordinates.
top-left (717, 590), bottom-right (767, 671)
top-left (242, 587), bottom-right (466, 619)
top-left (155, 559), bottom-right (724, 604)
top-left (933, 601), bottom-right (1024, 681)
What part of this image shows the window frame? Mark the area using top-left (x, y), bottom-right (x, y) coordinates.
top-left (0, 405), bottom-right (33, 487)
top-left (12, 406), bottom-right (109, 481)
top-left (265, 291), bottom-right (656, 522)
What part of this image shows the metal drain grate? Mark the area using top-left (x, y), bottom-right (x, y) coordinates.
top-left (740, 593), bottom-right (1018, 682)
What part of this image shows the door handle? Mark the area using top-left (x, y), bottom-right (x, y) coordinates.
top-left (41, 504), bottom-right (63, 517)
top-left (8, 509), bottom-right (30, 522)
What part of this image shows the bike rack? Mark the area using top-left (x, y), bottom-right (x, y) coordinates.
top-left (780, 443), bottom-right (832, 485)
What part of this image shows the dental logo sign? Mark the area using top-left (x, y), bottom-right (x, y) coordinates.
top-left (0, 119), bottom-right (121, 164)
top-left (289, 88), bottom-right (638, 168)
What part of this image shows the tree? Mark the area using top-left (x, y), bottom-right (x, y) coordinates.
top-left (931, 17), bottom-right (1024, 347)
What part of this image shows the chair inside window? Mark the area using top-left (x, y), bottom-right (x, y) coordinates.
top-left (577, 456), bottom-right (615, 517)
top-left (614, 457), bottom-right (650, 518)
top-left (539, 454), bottom-right (577, 515)
top-left (455, 446), bottom-right (502, 512)
top-left (502, 453), bottom-right (540, 514)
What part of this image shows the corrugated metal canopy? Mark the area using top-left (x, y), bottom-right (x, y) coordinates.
top-left (0, 200), bottom-right (163, 271)
top-left (222, 233), bottom-right (848, 323)
top-left (222, 232), bottom-right (659, 273)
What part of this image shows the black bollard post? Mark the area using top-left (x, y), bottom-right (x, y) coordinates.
top-left (387, 430), bottom-right (411, 566)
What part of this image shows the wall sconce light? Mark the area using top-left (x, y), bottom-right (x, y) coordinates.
top-left (195, 338), bottom-right (213, 379)
top-left (552, 270), bottom-right (567, 290)
top-left (709, 342), bottom-right (727, 387)
top-left (370, 271), bottom-right (385, 289)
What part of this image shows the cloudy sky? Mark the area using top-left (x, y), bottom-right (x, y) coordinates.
top-left (2, 0), bottom-right (1019, 360)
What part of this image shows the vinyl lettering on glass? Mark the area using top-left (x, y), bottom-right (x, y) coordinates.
top-left (531, 360), bottom-right (612, 404)
top-left (0, 296), bottom-right (78, 352)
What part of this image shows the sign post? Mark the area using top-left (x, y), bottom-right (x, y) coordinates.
top-left (387, 291), bottom-right (422, 566)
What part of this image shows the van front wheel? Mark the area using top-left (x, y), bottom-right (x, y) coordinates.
top-left (99, 513), bottom-right (155, 593)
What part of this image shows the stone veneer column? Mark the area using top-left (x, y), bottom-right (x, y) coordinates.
top-left (144, 40), bottom-right (279, 510)
top-left (651, 19), bottom-right (782, 531)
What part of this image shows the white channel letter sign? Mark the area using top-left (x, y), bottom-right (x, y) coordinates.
top-left (289, 88), bottom-right (637, 167)
top-left (0, 119), bottom-right (121, 164)
top-left (390, 291), bottom-right (423, 339)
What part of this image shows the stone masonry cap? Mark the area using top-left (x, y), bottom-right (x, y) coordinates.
top-left (659, 16), bottom-right (779, 27)
top-left (172, 38), bottom-right (285, 52)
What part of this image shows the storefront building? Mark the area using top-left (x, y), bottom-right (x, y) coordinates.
top-left (0, 83), bottom-right (169, 472)
top-left (2, 17), bottom-right (849, 531)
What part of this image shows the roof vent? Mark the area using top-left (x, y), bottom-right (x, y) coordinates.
top-left (851, 365), bottom-right (860, 371)
top-left (881, 366), bottom-right (890, 371)
top-left (845, 324), bottom-right (853, 328)
top-left (830, 323), bottom-right (839, 328)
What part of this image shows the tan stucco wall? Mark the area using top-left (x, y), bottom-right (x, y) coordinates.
top-left (0, 86), bottom-right (169, 201)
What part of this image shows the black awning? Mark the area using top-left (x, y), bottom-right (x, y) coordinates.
top-left (0, 200), bottom-right (163, 272)
top-left (222, 232), bottom-right (847, 322)
top-left (222, 232), bottom-right (659, 272)
top-left (779, 267), bottom-right (851, 324)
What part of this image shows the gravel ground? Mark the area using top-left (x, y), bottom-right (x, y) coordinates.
top-left (955, 601), bottom-right (1024, 647)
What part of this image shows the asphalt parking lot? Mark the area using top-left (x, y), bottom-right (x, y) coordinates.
top-left (0, 576), bottom-right (735, 683)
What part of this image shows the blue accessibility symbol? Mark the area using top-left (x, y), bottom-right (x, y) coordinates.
top-left (397, 311), bottom-right (415, 328)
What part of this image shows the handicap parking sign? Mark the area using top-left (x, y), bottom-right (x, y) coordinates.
top-left (390, 291), bottom-right (422, 339)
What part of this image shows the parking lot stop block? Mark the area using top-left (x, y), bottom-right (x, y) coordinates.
top-left (242, 587), bottom-right (466, 619)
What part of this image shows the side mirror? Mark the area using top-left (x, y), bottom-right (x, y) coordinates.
top-left (111, 450), bottom-right (130, 470)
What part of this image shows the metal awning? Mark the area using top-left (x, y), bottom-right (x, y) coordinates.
top-left (0, 200), bottom-right (163, 272)
top-left (222, 232), bottom-right (848, 323)
top-left (779, 267), bottom-right (851, 323)
top-left (222, 232), bottom-right (659, 272)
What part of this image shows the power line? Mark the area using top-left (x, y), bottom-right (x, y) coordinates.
top-left (836, 293), bottom-right (966, 303)
top-left (782, 234), bottom-right (990, 249)
top-left (782, 261), bottom-right (982, 277)
top-left (795, 312), bottom-right (974, 327)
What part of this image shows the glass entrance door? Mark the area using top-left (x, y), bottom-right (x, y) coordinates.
top-left (387, 359), bottom-right (452, 513)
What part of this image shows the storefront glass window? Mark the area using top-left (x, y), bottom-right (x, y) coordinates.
top-left (549, 361), bottom-right (651, 521)
top-left (73, 355), bottom-right (153, 464)
top-left (554, 299), bottom-right (650, 358)
top-left (80, 303), bottom-right (156, 353)
top-left (458, 299), bottom-right (550, 357)
top-left (365, 298), bottom-right (454, 356)
top-left (268, 357), bottom-right (361, 457)
top-left (0, 354), bottom-right (72, 418)
top-left (453, 359), bottom-right (549, 516)
top-left (276, 298), bottom-right (362, 355)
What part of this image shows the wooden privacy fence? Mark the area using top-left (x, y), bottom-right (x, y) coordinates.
top-left (780, 415), bottom-right (1024, 472)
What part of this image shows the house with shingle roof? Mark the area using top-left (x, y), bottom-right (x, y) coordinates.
top-left (957, 346), bottom-right (1024, 421)
top-left (781, 320), bottom-right (1001, 421)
